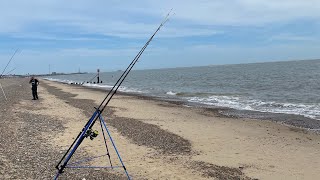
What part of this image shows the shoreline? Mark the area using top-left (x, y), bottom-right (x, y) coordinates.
top-left (56, 79), bottom-right (320, 132)
top-left (2, 77), bottom-right (320, 179)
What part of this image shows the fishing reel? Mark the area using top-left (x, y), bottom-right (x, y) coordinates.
top-left (84, 129), bottom-right (99, 140)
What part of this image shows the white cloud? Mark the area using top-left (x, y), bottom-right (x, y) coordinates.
top-left (0, 0), bottom-right (319, 38)
top-left (164, 0), bottom-right (320, 25)
top-left (0, 0), bottom-right (319, 75)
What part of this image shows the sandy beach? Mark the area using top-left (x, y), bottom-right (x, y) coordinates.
top-left (1, 78), bottom-right (320, 180)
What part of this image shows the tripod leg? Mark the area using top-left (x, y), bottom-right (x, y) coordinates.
top-left (54, 171), bottom-right (60, 180)
top-left (99, 114), bottom-right (131, 180)
top-left (0, 82), bottom-right (7, 101)
top-left (99, 117), bottom-right (113, 167)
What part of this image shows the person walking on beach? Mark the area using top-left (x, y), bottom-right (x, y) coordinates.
top-left (29, 76), bottom-right (39, 100)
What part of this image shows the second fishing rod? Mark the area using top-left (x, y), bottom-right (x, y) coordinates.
top-left (0, 49), bottom-right (19, 78)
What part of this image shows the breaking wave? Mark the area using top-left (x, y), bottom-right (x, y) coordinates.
top-left (185, 95), bottom-right (320, 120)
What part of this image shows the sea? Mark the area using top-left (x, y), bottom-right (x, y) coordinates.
top-left (44, 59), bottom-right (320, 128)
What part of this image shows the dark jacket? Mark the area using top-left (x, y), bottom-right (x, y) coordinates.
top-left (29, 78), bottom-right (39, 89)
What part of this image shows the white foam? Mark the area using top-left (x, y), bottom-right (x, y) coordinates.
top-left (166, 91), bottom-right (177, 96)
top-left (186, 95), bottom-right (320, 120)
top-left (82, 83), bottom-right (113, 89)
top-left (82, 82), bottom-right (144, 93)
top-left (118, 86), bottom-right (144, 93)
top-left (44, 78), bottom-right (78, 84)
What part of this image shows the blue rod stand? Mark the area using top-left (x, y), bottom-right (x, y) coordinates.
top-left (54, 109), bottom-right (130, 179)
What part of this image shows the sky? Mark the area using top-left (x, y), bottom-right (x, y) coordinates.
top-left (0, 0), bottom-right (320, 74)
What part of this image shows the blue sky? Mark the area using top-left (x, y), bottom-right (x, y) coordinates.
top-left (0, 0), bottom-right (319, 74)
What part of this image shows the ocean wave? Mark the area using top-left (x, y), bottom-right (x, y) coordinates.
top-left (44, 78), bottom-right (79, 84)
top-left (117, 86), bottom-right (144, 93)
top-left (45, 77), bottom-right (144, 94)
top-left (82, 83), bottom-right (113, 89)
top-left (85, 83), bottom-right (144, 93)
top-left (175, 92), bottom-right (247, 97)
top-left (186, 95), bottom-right (320, 120)
top-left (166, 91), bottom-right (177, 95)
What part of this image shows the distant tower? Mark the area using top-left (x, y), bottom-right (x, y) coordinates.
top-left (97, 69), bottom-right (100, 83)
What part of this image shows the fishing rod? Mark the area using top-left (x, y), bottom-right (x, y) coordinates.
top-left (55, 10), bottom-right (172, 179)
top-left (0, 67), bottom-right (18, 101)
top-left (98, 10), bottom-right (171, 113)
top-left (0, 49), bottom-right (19, 101)
top-left (88, 10), bottom-right (172, 130)
top-left (0, 49), bottom-right (19, 77)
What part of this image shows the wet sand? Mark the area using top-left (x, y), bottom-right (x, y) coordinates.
top-left (1, 78), bottom-right (320, 179)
